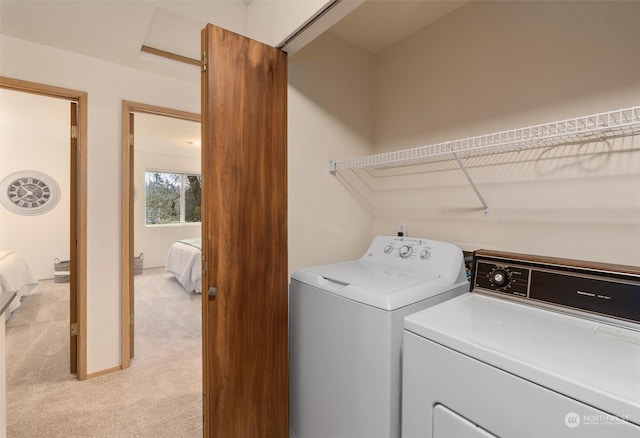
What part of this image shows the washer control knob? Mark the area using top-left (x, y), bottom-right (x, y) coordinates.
top-left (420, 249), bottom-right (431, 259)
top-left (399, 245), bottom-right (412, 258)
top-left (490, 268), bottom-right (510, 288)
top-left (384, 244), bottom-right (393, 254)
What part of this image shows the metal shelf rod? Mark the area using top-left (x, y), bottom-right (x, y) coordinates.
top-left (451, 150), bottom-right (489, 216)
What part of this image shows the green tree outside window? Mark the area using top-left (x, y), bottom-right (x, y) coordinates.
top-left (145, 171), bottom-right (201, 225)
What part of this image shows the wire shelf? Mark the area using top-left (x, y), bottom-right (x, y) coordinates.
top-left (331, 106), bottom-right (640, 172)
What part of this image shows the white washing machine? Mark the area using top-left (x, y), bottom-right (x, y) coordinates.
top-left (289, 235), bottom-right (469, 438)
top-left (402, 250), bottom-right (640, 438)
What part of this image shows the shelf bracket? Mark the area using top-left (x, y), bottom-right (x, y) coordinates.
top-left (327, 160), bottom-right (337, 175)
top-left (451, 150), bottom-right (489, 216)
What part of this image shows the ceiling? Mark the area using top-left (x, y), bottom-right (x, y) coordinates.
top-left (329, 0), bottom-right (467, 54)
top-left (0, 0), bottom-right (468, 81)
top-left (0, 0), bottom-right (467, 155)
top-left (0, 0), bottom-right (248, 82)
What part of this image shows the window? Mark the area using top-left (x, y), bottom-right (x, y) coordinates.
top-left (145, 171), bottom-right (201, 225)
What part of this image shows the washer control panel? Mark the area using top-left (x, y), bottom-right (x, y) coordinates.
top-left (472, 250), bottom-right (640, 325)
top-left (372, 237), bottom-right (432, 260)
top-left (383, 243), bottom-right (431, 259)
top-left (361, 236), bottom-right (465, 276)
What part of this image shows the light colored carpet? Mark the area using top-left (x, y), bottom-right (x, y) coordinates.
top-left (5, 268), bottom-right (203, 437)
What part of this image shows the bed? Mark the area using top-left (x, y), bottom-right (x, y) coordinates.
top-left (165, 238), bottom-right (202, 293)
top-left (0, 251), bottom-right (38, 318)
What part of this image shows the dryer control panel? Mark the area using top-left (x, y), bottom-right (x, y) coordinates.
top-left (472, 250), bottom-right (640, 325)
top-left (474, 261), bottom-right (530, 297)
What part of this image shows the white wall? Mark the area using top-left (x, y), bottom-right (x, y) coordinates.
top-left (0, 35), bottom-right (201, 374)
top-left (368, 1), bottom-right (640, 265)
top-left (288, 32), bottom-right (375, 273)
top-left (0, 89), bottom-right (70, 279)
top-left (134, 150), bottom-right (201, 268)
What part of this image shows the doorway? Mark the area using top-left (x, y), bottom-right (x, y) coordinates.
top-left (120, 101), bottom-right (200, 368)
top-left (0, 76), bottom-right (88, 380)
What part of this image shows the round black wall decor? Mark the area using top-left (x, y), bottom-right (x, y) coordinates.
top-left (0, 170), bottom-right (61, 215)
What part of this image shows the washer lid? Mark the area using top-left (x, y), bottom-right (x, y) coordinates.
top-left (293, 260), bottom-right (463, 310)
top-left (307, 260), bottom-right (439, 293)
top-left (404, 293), bottom-right (640, 425)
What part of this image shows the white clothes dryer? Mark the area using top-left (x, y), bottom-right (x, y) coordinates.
top-left (402, 250), bottom-right (640, 438)
top-left (289, 236), bottom-right (469, 438)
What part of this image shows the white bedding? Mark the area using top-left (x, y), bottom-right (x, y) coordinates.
top-left (0, 251), bottom-right (38, 317)
top-left (165, 239), bottom-right (202, 293)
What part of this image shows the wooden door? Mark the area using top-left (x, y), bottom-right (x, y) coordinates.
top-left (201, 24), bottom-right (288, 437)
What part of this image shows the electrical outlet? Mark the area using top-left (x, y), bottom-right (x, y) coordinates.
top-left (398, 222), bottom-right (407, 237)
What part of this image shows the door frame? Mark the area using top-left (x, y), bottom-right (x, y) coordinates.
top-left (0, 76), bottom-right (88, 380)
top-left (120, 101), bottom-right (200, 369)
